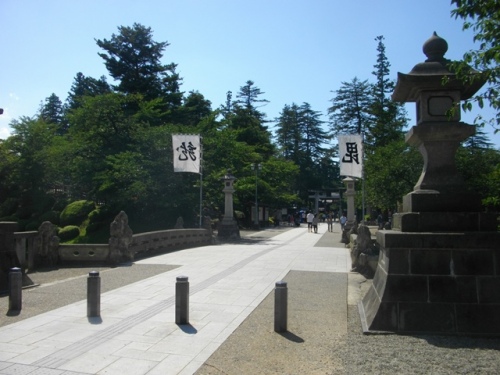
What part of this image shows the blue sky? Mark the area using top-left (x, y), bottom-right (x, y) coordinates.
top-left (1, 0), bottom-right (498, 147)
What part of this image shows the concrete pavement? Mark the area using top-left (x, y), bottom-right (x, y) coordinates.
top-left (0, 222), bottom-right (350, 375)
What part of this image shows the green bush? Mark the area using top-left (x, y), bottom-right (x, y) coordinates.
top-left (58, 225), bottom-right (80, 241)
top-left (60, 200), bottom-right (95, 227)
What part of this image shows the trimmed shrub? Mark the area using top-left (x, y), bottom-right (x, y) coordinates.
top-left (58, 225), bottom-right (80, 241)
top-left (60, 200), bottom-right (95, 227)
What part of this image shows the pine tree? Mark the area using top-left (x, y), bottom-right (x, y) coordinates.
top-left (298, 102), bottom-right (329, 163)
top-left (367, 35), bottom-right (407, 148)
top-left (328, 77), bottom-right (372, 136)
top-left (66, 72), bottom-right (111, 111)
top-left (96, 23), bottom-right (183, 107)
top-left (230, 80), bottom-right (273, 156)
top-left (39, 93), bottom-right (64, 125)
top-left (274, 103), bottom-right (301, 161)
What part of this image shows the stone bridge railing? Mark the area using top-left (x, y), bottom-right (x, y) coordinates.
top-left (0, 212), bottom-right (214, 290)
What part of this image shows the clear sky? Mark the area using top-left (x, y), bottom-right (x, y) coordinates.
top-left (1, 0), bottom-right (498, 147)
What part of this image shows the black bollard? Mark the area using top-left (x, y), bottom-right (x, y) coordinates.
top-left (9, 267), bottom-right (22, 311)
top-left (274, 280), bottom-right (288, 333)
top-left (87, 271), bottom-right (101, 318)
top-left (175, 276), bottom-right (189, 325)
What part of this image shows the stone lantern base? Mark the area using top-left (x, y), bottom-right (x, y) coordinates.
top-left (217, 218), bottom-right (240, 239)
top-left (359, 230), bottom-right (500, 335)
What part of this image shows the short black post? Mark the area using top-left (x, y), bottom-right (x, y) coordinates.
top-left (175, 276), bottom-right (189, 325)
top-left (87, 271), bottom-right (101, 318)
top-left (9, 267), bottom-right (22, 311)
top-left (274, 280), bottom-right (288, 333)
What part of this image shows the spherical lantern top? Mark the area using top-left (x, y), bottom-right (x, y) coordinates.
top-left (423, 31), bottom-right (448, 62)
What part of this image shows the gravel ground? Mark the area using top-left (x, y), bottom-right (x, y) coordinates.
top-left (195, 271), bottom-right (348, 375)
top-left (344, 304), bottom-right (500, 375)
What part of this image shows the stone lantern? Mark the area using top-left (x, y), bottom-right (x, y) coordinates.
top-left (358, 33), bottom-right (500, 335)
top-left (392, 32), bottom-right (491, 228)
top-left (217, 169), bottom-right (240, 239)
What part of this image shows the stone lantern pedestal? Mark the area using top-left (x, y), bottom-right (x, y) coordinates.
top-left (359, 33), bottom-right (500, 335)
top-left (217, 170), bottom-right (240, 239)
top-left (341, 177), bottom-right (357, 243)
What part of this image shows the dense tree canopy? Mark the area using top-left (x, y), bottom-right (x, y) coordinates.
top-left (450, 0), bottom-right (500, 132)
top-left (0, 17), bottom-right (498, 238)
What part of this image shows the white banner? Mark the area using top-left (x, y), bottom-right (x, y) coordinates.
top-left (172, 134), bottom-right (201, 173)
top-left (338, 134), bottom-right (363, 178)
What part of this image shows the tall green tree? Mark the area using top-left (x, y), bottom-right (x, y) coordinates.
top-left (96, 23), bottom-right (183, 112)
top-left (235, 80), bottom-right (269, 114)
top-left (275, 102), bottom-right (335, 205)
top-left (179, 91), bottom-right (212, 127)
top-left (39, 93), bottom-right (67, 134)
top-left (364, 140), bottom-right (422, 211)
top-left (328, 77), bottom-right (372, 136)
top-left (66, 72), bottom-right (111, 111)
top-left (298, 102), bottom-right (330, 163)
top-left (65, 93), bottom-right (146, 201)
top-left (274, 103), bottom-right (302, 161)
top-left (3, 117), bottom-right (67, 221)
top-left (456, 141), bottom-right (500, 211)
top-left (368, 36), bottom-right (407, 148)
top-left (230, 80), bottom-right (274, 156)
top-left (450, 0), bottom-right (500, 132)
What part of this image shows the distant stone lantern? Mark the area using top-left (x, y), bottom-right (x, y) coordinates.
top-left (217, 169), bottom-right (240, 239)
top-left (358, 32), bottom-right (500, 336)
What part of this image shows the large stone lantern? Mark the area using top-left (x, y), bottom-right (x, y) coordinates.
top-left (392, 32), bottom-right (493, 230)
top-left (358, 33), bottom-right (500, 335)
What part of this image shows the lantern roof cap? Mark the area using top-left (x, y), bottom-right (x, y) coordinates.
top-left (392, 32), bottom-right (485, 102)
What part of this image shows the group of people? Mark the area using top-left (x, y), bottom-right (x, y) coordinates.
top-left (303, 211), bottom-right (347, 233)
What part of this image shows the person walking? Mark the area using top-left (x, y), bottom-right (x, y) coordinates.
top-left (340, 213), bottom-right (347, 231)
top-left (312, 214), bottom-right (319, 233)
top-left (306, 211), bottom-right (314, 232)
top-left (327, 212), bottom-right (333, 232)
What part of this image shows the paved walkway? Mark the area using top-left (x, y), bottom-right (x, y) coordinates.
top-left (0, 223), bottom-right (350, 375)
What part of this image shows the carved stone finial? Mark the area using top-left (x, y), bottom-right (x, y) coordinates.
top-left (423, 31), bottom-right (448, 62)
